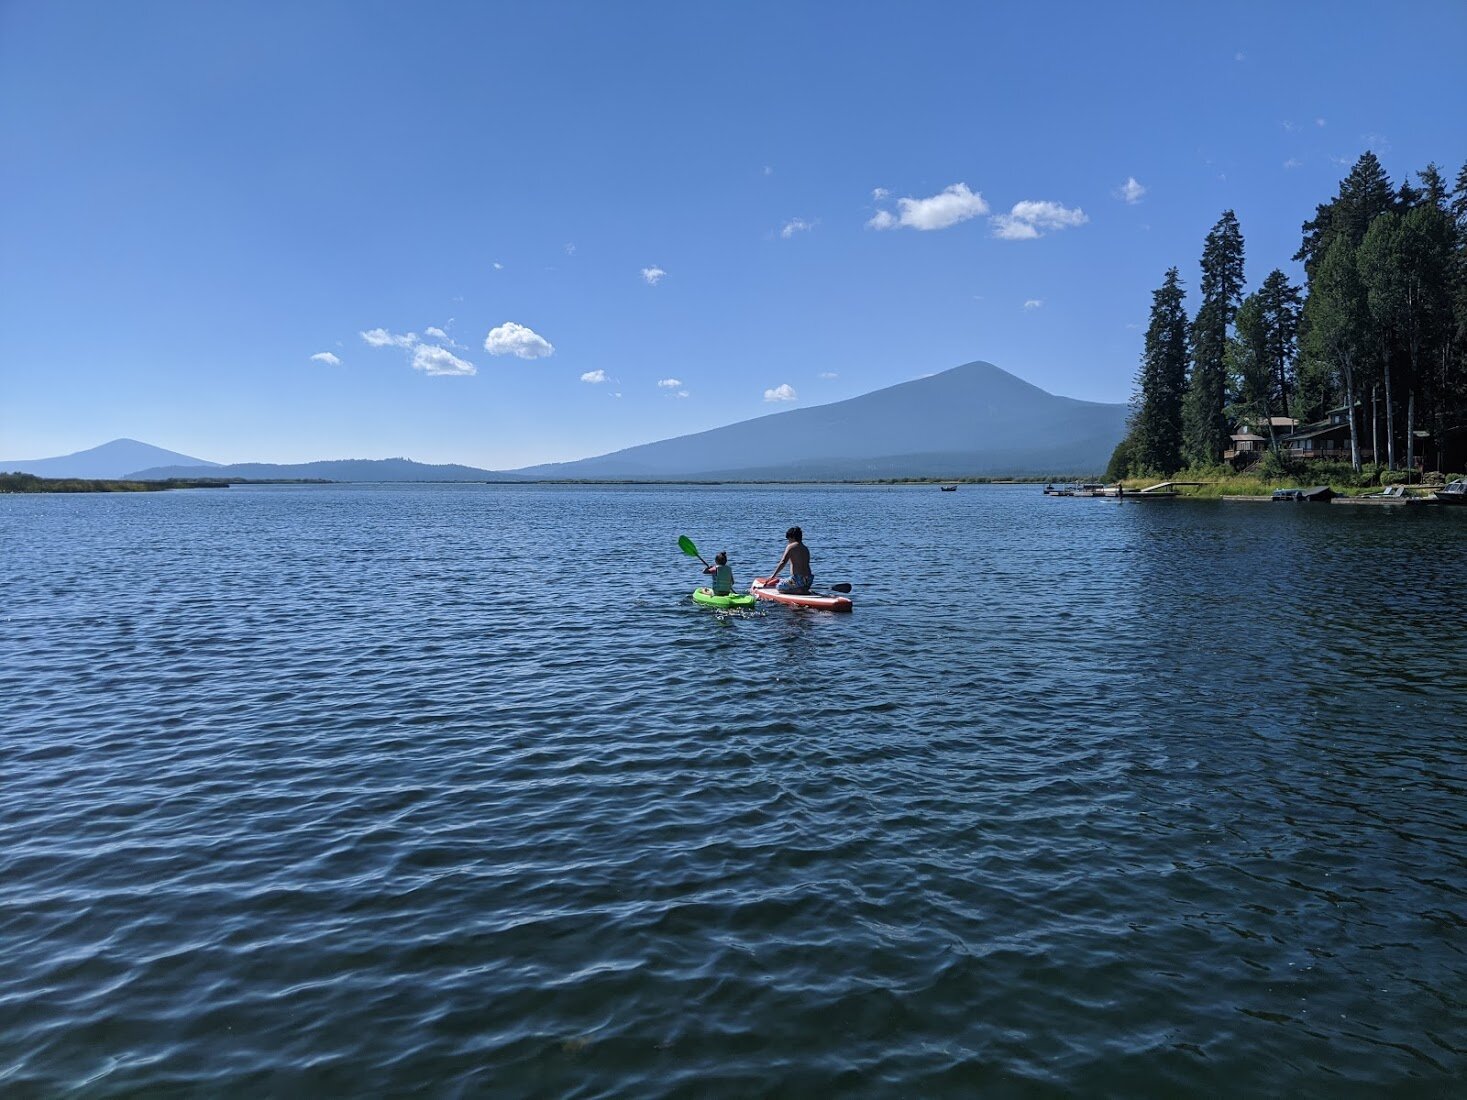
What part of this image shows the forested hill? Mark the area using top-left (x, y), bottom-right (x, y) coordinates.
top-left (511, 361), bottom-right (1128, 479)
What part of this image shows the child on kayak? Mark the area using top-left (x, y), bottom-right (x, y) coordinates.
top-left (703, 551), bottom-right (735, 596)
top-left (766, 526), bottom-right (813, 593)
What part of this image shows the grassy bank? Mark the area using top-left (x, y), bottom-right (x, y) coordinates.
top-left (0, 473), bottom-right (231, 493)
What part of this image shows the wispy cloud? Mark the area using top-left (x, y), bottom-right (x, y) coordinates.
top-left (493, 261), bottom-right (504, 270)
top-left (1024, 299), bottom-right (1043, 310)
top-left (581, 369), bottom-right (607, 383)
top-left (675, 391), bottom-right (689, 399)
top-left (1281, 119), bottom-right (1300, 133)
top-left (868, 182), bottom-right (989, 231)
top-left (991, 200), bottom-right (1088, 240)
top-left (764, 383), bottom-right (797, 402)
top-left (819, 371), bottom-right (838, 379)
top-left (564, 243), bottom-right (576, 255)
top-left (1315, 117), bottom-right (1327, 127)
top-left (763, 165), bottom-right (774, 176)
top-left (425, 326), bottom-right (450, 340)
top-left (1234, 51), bottom-right (1246, 61)
top-left (872, 187), bottom-right (889, 201)
top-left (1284, 157), bottom-right (1303, 170)
top-left (361, 328), bottom-right (417, 349)
top-left (641, 265), bottom-right (666, 285)
top-left (484, 322), bottom-right (554, 359)
top-left (780, 218), bottom-right (813, 239)
top-left (657, 378), bottom-right (682, 388)
top-left (310, 352), bottom-right (341, 365)
top-left (411, 345), bottom-right (476, 376)
top-left (1115, 177), bottom-right (1146, 204)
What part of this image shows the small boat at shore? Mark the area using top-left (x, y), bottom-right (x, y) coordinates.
top-left (1272, 486), bottom-right (1336, 502)
top-left (940, 485), bottom-right (957, 491)
top-left (1433, 478), bottom-right (1467, 505)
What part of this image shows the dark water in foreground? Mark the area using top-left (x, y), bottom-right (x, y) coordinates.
top-left (3, 484), bottom-right (1464, 1095)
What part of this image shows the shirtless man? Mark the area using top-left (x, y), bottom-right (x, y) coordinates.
top-left (766, 525), bottom-right (813, 593)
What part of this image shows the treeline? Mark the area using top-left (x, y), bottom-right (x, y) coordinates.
top-left (0, 472), bottom-right (230, 493)
top-left (1111, 153), bottom-right (1467, 479)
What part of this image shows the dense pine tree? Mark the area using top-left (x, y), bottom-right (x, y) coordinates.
top-left (1121, 151), bottom-right (1467, 478)
top-left (1127, 267), bottom-right (1189, 474)
top-left (1183, 211), bottom-right (1245, 466)
top-left (1257, 269), bottom-right (1302, 439)
top-left (1303, 236), bottom-right (1369, 469)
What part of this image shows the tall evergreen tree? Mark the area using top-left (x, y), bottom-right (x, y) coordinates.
top-left (1183, 210), bottom-right (1245, 466)
top-left (1303, 235), bottom-right (1369, 469)
top-left (1257, 269), bottom-right (1302, 434)
top-left (1296, 151), bottom-right (1395, 278)
top-left (1128, 267), bottom-right (1189, 474)
top-left (1227, 292), bottom-right (1272, 450)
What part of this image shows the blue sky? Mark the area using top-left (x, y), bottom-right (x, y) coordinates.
top-left (2, 1), bottom-right (1463, 469)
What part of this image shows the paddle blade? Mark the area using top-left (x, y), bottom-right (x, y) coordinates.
top-left (829, 583), bottom-right (852, 593)
top-left (677, 535), bottom-right (700, 558)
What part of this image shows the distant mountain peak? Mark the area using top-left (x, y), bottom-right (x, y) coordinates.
top-left (1, 438), bottom-right (220, 480)
top-left (510, 358), bottom-right (1127, 479)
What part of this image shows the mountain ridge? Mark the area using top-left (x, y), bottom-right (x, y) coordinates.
top-left (510, 360), bottom-right (1126, 479)
top-left (17, 360), bottom-right (1127, 482)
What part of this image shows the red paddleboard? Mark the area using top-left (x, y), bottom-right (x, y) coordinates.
top-left (750, 577), bottom-right (853, 612)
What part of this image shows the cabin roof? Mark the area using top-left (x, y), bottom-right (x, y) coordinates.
top-left (1230, 432), bottom-right (1266, 442)
top-left (1282, 422), bottom-right (1350, 442)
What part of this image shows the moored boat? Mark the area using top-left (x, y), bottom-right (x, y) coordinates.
top-left (1433, 478), bottom-right (1467, 505)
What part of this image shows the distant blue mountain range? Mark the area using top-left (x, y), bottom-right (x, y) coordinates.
top-left (10, 360), bottom-right (1127, 481)
top-left (127, 458), bottom-right (512, 481)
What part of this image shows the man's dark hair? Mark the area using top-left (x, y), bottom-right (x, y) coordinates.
top-left (786, 526), bottom-right (802, 541)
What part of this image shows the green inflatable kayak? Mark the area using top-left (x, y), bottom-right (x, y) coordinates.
top-left (692, 587), bottom-right (756, 609)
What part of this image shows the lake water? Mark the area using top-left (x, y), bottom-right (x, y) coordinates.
top-left (3, 483), bottom-right (1464, 1094)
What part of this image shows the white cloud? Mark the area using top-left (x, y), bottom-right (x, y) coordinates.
top-left (676, 391), bottom-right (689, 399)
top-left (564, 243), bottom-right (576, 255)
top-left (484, 322), bottom-right (554, 359)
top-left (764, 383), bottom-right (797, 402)
top-left (1281, 119), bottom-right (1300, 133)
top-left (493, 261), bottom-right (504, 270)
top-left (1315, 117), bottom-right (1327, 127)
top-left (657, 378), bottom-right (682, 388)
top-left (868, 182), bottom-right (989, 231)
top-left (819, 371), bottom-right (838, 379)
top-left (581, 369), bottom-right (607, 383)
top-left (411, 345), bottom-right (476, 376)
top-left (1284, 157), bottom-right (1303, 169)
top-left (780, 218), bottom-right (813, 238)
top-left (310, 351), bottom-right (341, 365)
top-left (1024, 299), bottom-right (1043, 310)
top-left (872, 187), bottom-right (890, 201)
top-left (361, 328), bottom-right (418, 349)
top-left (612, 391), bottom-right (622, 398)
top-left (425, 326), bottom-right (449, 340)
top-left (990, 200), bottom-right (1089, 240)
top-left (641, 265), bottom-right (666, 285)
top-left (1115, 177), bottom-right (1146, 204)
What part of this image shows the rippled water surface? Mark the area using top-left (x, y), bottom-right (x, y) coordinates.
top-left (3, 484), bottom-right (1464, 1094)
